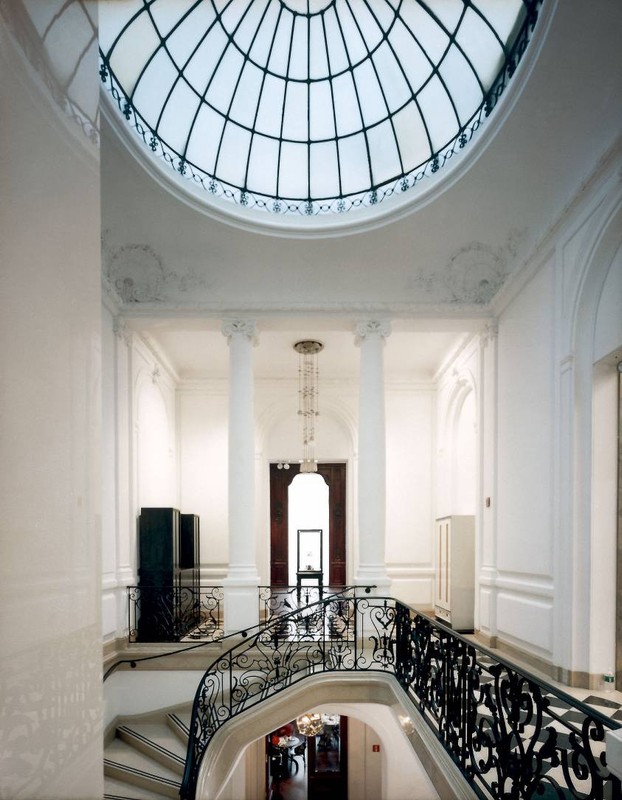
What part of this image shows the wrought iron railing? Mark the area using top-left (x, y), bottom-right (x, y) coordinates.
top-left (180, 593), bottom-right (622, 800)
top-left (259, 584), bottom-right (353, 624)
top-left (127, 585), bottom-right (224, 644)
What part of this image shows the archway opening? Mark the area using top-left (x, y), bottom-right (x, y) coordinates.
top-left (288, 473), bottom-right (329, 587)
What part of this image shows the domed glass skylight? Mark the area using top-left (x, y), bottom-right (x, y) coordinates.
top-left (100, 0), bottom-right (542, 220)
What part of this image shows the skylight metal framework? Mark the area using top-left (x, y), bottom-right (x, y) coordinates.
top-left (99, 0), bottom-right (542, 217)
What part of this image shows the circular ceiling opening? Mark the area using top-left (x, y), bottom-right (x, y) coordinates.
top-left (100, 0), bottom-right (543, 229)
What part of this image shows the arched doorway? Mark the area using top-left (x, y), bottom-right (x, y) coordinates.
top-left (270, 463), bottom-right (346, 587)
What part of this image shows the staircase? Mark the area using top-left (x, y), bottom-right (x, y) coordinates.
top-left (104, 705), bottom-right (193, 800)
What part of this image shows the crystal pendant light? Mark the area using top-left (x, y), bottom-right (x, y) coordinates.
top-left (294, 340), bottom-right (323, 473)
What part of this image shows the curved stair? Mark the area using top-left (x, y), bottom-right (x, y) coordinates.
top-left (104, 704), bottom-right (192, 800)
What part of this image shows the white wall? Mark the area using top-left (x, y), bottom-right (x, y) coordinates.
top-left (386, 386), bottom-right (435, 607)
top-left (495, 261), bottom-right (556, 660)
top-left (0, 14), bottom-right (103, 799)
top-left (178, 383), bottom-right (229, 575)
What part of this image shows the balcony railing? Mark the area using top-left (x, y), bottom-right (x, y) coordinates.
top-left (180, 592), bottom-right (622, 800)
top-left (127, 585), bottom-right (224, 644)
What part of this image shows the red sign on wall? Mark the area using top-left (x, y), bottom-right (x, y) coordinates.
top-left (372, 744), bottom-right (380, 752)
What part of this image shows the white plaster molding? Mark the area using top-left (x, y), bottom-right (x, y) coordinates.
top-left (112, 318), bottom-right (132, 347)
top-left (481, 320), bottom-right (499, 347)
top-left (354, 319), bottom-right (392, 345)
top-left (221, 318), bottom-right (258, 344)
top-left (134, 332), bottom-right (179, 385)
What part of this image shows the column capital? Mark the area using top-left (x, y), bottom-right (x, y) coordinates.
top-left (481, 320), bottom-right (499, 346)
top-left (222, 318), bottom-right (258, 344)
top-left (113, 318), bottom-right (132, 346)
top-left (354, 319), bottom-right (391, 345)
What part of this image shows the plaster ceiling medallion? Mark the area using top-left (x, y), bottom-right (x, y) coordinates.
top-left (103, 240), bottom-right (209, 306)
top-left (99, 0), bottom-right (544, 234)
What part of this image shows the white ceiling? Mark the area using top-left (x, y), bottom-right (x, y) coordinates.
top-left (131, 317), bottom-right (473, 381)
top-left (105, 1), bottom-right (622, 383)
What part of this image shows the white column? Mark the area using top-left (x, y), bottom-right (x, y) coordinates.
top-left (222, 319), bottom-right (260, 633)
top-left (355, 320), bottom-right (391, 594)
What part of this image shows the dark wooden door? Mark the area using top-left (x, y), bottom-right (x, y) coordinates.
top-left (269, 462), bottom-right (346, 587)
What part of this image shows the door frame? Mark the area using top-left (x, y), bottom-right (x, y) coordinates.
top-left (269, 462), bottom-right (347, 587)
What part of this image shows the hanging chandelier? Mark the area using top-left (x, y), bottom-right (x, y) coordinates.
top-left (294, 340), bottom-right (323, 473)
top-left (296, 712), bottom-right (324, 737)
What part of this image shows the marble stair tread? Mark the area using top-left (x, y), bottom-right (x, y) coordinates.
top-left (105, 739), bottom-right (182, 798)
top-left (118, 721), bottom-right (188, 769)
top-left (104, 774), bottom-right (173, 800)
top-left (167, 709), bottom-right (192, 743)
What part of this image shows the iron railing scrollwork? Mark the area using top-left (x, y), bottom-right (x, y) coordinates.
top-left (127, 585), bottom-right (224, 643)
top-left (180, 594), bottom-right (622, 800)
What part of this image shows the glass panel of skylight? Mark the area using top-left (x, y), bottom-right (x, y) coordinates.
top-left (255, 75), bottom-right (286, 138)
top-left (353, 60), bottom-right (388, 128)
top-left (165, 8), bottom-right (214, 68)
top-left (214, 123), bottom-right (251, 188)
top-left (183, 26), bottom-right (229, 92)
top-left (335, 6), bottom-right (368, 68)
top-left (281, 82), bottom-right (309, 142)
top-left (431, 0), bottom-right (467, 32)
top-left (389, 24), bottom-right (434, 96)
top-left (322, 8), bottom-right (349, 75)
top-left (472, 0), bottom-right (525, 43)
top-left (370, 43), bottom-right (412, 112)
top-left (398, 4), bottom-right (450, 66)
top-left (310, 141), bottom-right (340, 200)
top-left (246, 135), bottom-right (279, 197)
top-left (132, 50), bottom-right (180, 129)
top-left (158, 79), bottom-right (201, 153)
top-left (417, 75), bottom-right (460, 152)
top-left (204, 46), bottom-right (244, 114)
top-left (338, 133), bottom-right (371, 195)
top-left (371, 0), bottom-right (401, 33)
top-left (309, 82), bottom-right (336, 142)
top-left (185, 105), bottom-right (225, 174)
top-left (308, 16), bottom-right (329, 78)
top-left (218, 0), bottom-right (251, 34)
top-left (367, 120), bottom-right (401, 186)
top-left (107, 14), bottom-right (161, 96)
top-left (456, 9), bottom-right (506, 87)
top-left (98, 0), bottom-right (142, 54)
top-left (149, 0), bottom-right (200, 40)
top-left (332, 73), bottom-right (363, 137)
top-left (266, 13), bottom-right (294, 76)
top-left (277, 142), bottom-right (309, 199)
top-left (248, 1), bottom-right (280, 68)
top-left (232, 0), bottom-right (267, 53)
top-left (288, 17), bottom-right (308, 82)
top-left (229, 64), bottom-right (264, 129)
top-left (392, 103), bottom-right (434, 172)
top-left (349, 2), bottom-right (384, 54)
top-left (439, 47), bottom-right (484, 126)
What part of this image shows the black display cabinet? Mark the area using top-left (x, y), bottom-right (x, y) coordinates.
top-left (137, 507), bottom-right (200, 641)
